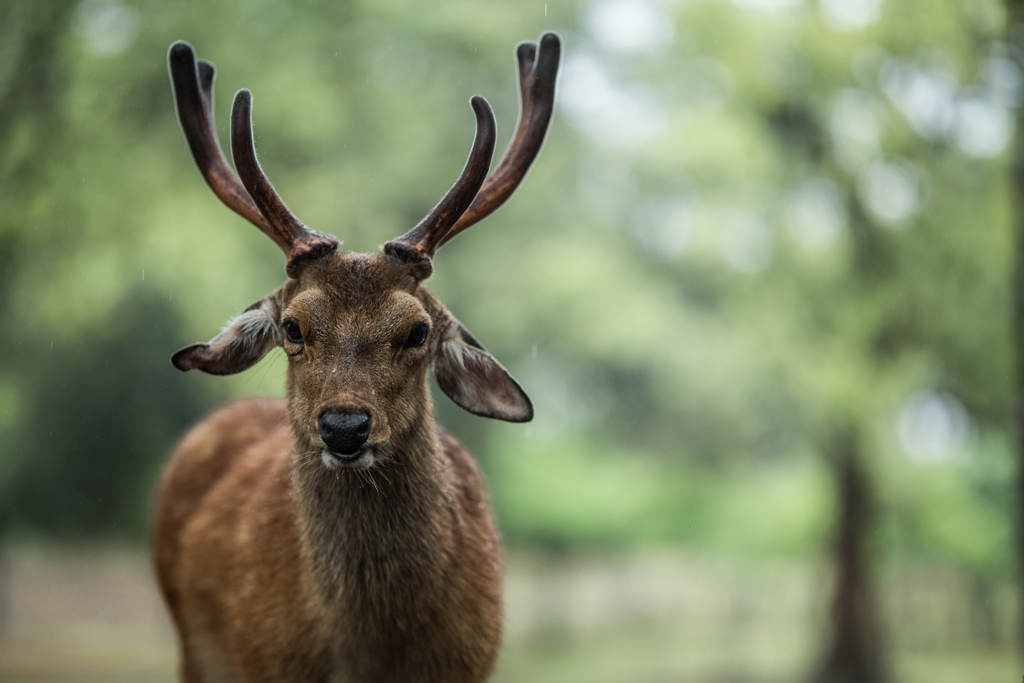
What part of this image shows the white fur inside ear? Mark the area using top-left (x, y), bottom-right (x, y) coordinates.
top-left (172, 297), bottom-right (282, 375)
top-left (213, 306), bottom-right (282, 354)
top-left (443, 339), bottom-right (474, 371)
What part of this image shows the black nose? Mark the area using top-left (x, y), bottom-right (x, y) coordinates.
top-left (318, 409), bottom-right (371, 457)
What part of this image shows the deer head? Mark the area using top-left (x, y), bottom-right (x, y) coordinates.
top-left (166, 35), bottom-right (560, 468)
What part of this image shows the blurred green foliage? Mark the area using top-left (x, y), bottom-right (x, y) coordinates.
top-left (0, 0), bottom-right (1016, 603)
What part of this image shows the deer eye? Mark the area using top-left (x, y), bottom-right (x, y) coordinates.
top-left (405, 322), bottom-right (429, 348)
top-left (283, 320), bottom-right (303, 344)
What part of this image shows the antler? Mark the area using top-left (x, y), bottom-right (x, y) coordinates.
top-left (385, 31), bottom-right (561, 265)
top-left (437, 32), bottom-right (561, 248)
top-left (229, 89), bottom-right (338, 274)
top-left (383, 96), bottom-right (497, 262)
top-left (167, 41), bottom-right (337, 277)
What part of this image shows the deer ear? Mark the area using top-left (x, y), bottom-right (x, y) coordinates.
top-left (171, 296), bottom-right (282, 375)
top-left (432, 323), bottom-right (534, 423)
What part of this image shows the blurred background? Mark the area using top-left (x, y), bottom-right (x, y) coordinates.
top-left (0, 0), bottom-right (1021, 681)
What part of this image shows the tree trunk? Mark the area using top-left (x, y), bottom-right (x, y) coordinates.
top-left (809, 431), bottom-right (887, 683)
top-left (0, 546), bottom-right (8, 637)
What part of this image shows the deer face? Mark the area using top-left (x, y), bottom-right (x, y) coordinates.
top-left (166, 34), bottom-right (559, 467)
top-left (172, 250), bottom-right (532, 468)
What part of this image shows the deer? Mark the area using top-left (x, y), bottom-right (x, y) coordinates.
top-left (152, 33), bottom-right (560, 683)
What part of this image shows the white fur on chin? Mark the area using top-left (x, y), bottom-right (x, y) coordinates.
top-left (320, 448), bottom-right (375, 471)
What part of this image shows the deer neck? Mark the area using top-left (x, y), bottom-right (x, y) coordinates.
top-left (288, 394), bottom-right (454, 613)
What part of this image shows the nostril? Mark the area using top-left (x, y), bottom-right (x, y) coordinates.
top-left (318, 409), bottom-right (372, 457)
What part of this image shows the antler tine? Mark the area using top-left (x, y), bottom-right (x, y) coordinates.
top-left (384, 96), bottom-right (497, 263)
top-left (436, 31), bottom-right (561, 249)
top-left (167, 42), bottom-right (272, 238)
top-left (230, 89), bottom-right (338, 276)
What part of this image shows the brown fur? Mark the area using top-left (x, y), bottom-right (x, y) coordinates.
top-left (153, 252), bottom-right (524, 682)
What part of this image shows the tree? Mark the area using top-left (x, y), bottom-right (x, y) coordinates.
top-left (1006, 0), bottom-right (1024, 655)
